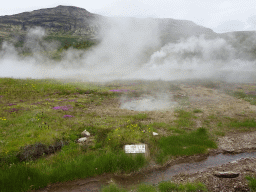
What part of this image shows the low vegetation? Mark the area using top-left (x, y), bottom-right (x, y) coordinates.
top-left (1, 77), bottom-right (256, 191)
top-left (100, 181), bottom-right (208, 192)
top-left (232, 91), bottom-right (256, 105)
top-left (156, 128), bottom-right (217, 164)
top-left (246, 176), bottom-right (256, 191)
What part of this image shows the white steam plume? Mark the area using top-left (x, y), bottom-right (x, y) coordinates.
top-left (1, 20), bottom-right (256, 111)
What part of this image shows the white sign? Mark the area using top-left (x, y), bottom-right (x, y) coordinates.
top-left (124, 144), bottom-right (146, 153)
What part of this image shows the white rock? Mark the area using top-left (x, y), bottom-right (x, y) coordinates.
top-left (153, 132), bottom-right (159, 136)
top-left (78, 137), bottom-right (87, 143)
top-left (81, 130), bottom-right (90, 137)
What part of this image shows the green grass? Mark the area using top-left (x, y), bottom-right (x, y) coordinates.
top-left (193, 109), bottom-right (203, 113)
top-left (150, 122), bottom-right (186, 134)
top-left (137, 184), bottom-right (157, 192)
top-left (174, 110), bottom-right (197, 129)
top-left (246, 176), bottom-right (256, 191)
top-left (232, 91), bottom-right (256, 105)
top-left (101, 184), bottom-right (128, 192)
top-left (229, 118), bottom-right (256, 129)
top-left (0, 149), bottom-right (147, 192)
top-left (0, 77), bottom-right (222, 191)
top-left (132, 113), bottom-right (149, 120)
top-left (214, 130), bottom-right (225, 136)
top-left (158, 181), bottom-right (208, 192)
top-left (156, 128), bottom-right (217, 165)
top-left (100, 181), bottom-right (208, 192)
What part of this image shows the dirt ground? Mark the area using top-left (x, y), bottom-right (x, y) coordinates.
top-left (34, 80), bottom-right (256, 192)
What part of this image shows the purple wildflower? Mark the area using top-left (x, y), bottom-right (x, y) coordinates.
top-left (8, 103), bottom-right (16, 106)
top-left (63, 115), bottom-right (73, 118)
top-left (52, 105), bottom-right (73, 111)
top-left (0, 96), bottom-right (3, 98)
top-left (8, 108), bottom-right (23, 113)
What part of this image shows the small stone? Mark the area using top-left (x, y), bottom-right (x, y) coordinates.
top-left (81, 130), bottom-right (90, 137)
top-left (78, 137), bottom-right (87, 143)
top-left (153, 132), bottom-right (158, 136)
top-left (107, 178), bottom-right (115, 184)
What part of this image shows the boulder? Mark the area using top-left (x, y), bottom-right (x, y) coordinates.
top-left (213, 171), bottom-right (239, 178)
top-left (81, 129), bottom-right (90, 137)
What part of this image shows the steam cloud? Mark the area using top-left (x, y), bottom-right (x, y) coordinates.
top-left (0, 17), bottom-right (256, 110)
top-left (0, 18), bottom-right (255, 83)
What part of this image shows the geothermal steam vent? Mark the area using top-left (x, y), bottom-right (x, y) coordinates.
top-left (110, 89), bottom-right (177, 111)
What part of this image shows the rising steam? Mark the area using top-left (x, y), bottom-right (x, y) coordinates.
top-left (0, 17), bottom-right (255, 111)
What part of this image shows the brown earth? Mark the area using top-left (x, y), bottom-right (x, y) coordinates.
top-left (33, 80), bottom-right (256, 192)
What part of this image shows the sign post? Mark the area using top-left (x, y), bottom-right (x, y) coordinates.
top-left (124, 144), bottom-right (149, 158)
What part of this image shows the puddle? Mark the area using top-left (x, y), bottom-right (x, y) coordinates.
top-left (113, 151), bottom-right (256, 188)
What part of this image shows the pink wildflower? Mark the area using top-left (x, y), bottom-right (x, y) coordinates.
top-left (63, 115), bottom-right (73, 118)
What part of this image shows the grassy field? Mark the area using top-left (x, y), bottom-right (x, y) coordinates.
top-left (0, 78), bottom-right (256, 191)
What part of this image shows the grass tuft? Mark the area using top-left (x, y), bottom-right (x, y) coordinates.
top-left (193, 109), bottom-right (203, 113)
top-left (158, 181), bottom-right (208, 192)
top-left (156, 128), bottom-right (217, 164)
top-left (229, 118), bottom-right (256, 128)
top-left (101, 184), bottom-right (128, 192)
top-left (246, 176), bottom-right (256, 191)
top-left (174, 110), bottom-right (196, 128)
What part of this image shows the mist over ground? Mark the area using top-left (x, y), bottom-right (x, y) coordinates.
top-left (0, 17), bottom-right (256, 83)
top-left (1, 17), bottom-right (256, 111)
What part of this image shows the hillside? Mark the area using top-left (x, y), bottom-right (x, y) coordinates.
top-left (0, 5), bottom-right (101, 39)
top-left (0, 5), bottom-right (216, 45)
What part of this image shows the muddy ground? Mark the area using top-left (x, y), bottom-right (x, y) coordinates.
top-left (34, 80), bottom-right (256, 192)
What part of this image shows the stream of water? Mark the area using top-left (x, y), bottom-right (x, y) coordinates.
top-left (112, 151), bottom-right (256, 188)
